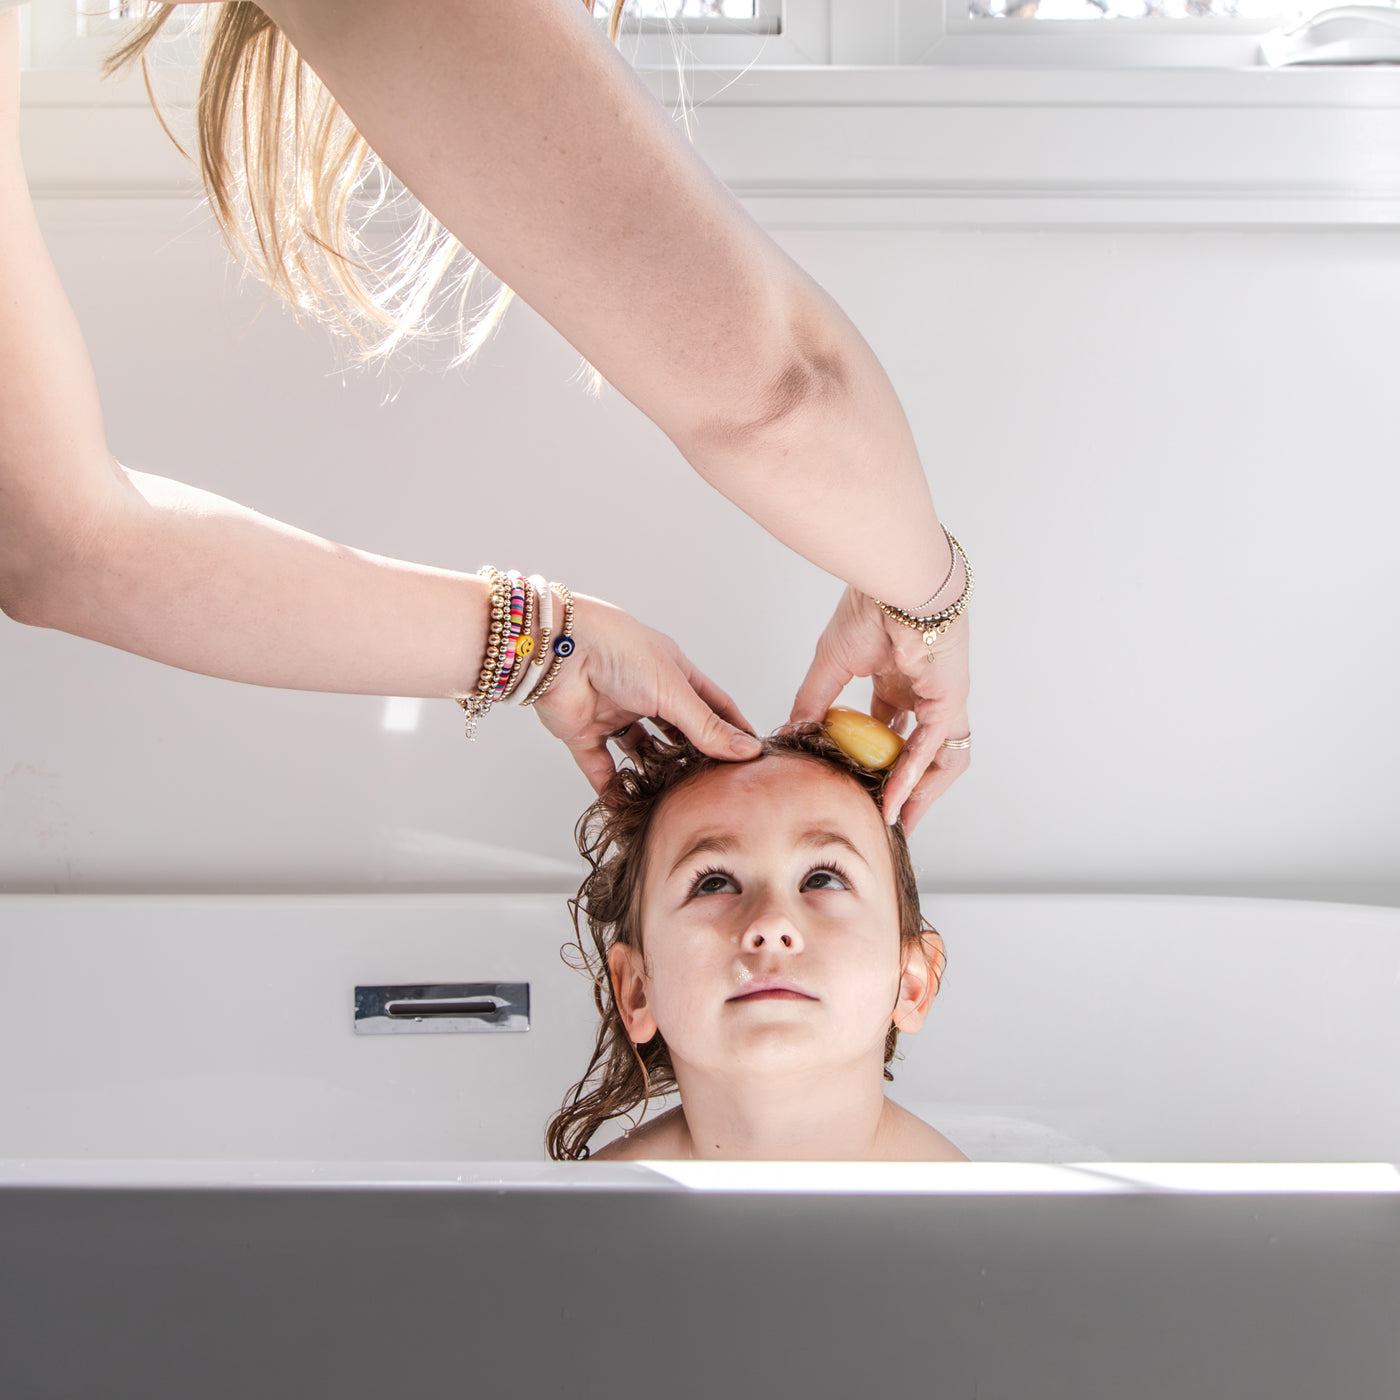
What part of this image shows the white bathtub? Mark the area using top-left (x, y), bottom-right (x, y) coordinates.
top-left (2, 891), bottom-right (1398, 1397)
top-left (2, 890), bottom-right (1397, 1163)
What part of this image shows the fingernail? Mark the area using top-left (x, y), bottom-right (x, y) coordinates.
top-left (731, 732), bottom-right (761, 756)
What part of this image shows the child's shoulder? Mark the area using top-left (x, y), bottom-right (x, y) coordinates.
top-left (884, 1099), bottom-right (970, 1161)
top-left (589, 1105), bottom-right (687, 1161)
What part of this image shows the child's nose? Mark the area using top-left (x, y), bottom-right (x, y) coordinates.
top-left (741, 914), bottom-right (803, 954)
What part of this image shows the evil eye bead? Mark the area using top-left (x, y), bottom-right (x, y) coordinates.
top-left (517, 635), bottom-right (535, 659)
top-left (552, 636), bottom-right (576, 659)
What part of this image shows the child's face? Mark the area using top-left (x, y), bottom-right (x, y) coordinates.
top-left (612, 755), bottom-right (932, 1079)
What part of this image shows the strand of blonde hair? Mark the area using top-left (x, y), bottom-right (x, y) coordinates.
top-left (102, 1), bottom-right (630, 378)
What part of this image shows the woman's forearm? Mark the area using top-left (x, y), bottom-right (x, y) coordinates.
top-left (256, 0), bottom-right (952, 612)
top-left (10, 464), bottom-right (490, 697)
top-left (675, 277), bottom-right (955, 614)
top-left (1, 22), bottom-right (485, 699)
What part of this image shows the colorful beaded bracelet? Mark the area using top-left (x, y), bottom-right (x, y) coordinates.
top-left (458, 569), bottom-right (580, 734)
top-left (490, 571), bottom-right (527, 702)
top-left (499, 572), bottom-right (538, 702)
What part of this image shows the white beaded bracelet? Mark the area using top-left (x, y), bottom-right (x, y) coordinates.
top-left (515, 575), bottom-right (555, 706)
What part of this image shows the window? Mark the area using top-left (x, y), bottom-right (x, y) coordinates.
top-left (12, 0), bottom-right (1396, 226)
top-left (948, 0), bottom-right (1400, 67)
top-left (74, 0), bottom-right (139, 40)
top-left (622, 0), bottom-right (779, 30)
top-left (615, 0), bottom-right (1396, 69)
top-left (968, 0), bottom-right (1400, 19)
top-left (33, 0), bottom-right (1400, 71)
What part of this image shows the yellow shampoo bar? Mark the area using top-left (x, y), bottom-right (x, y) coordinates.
top-left (823, 706), bottom-right (905, 772)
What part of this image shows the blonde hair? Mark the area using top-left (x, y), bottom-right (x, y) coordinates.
top-left (545, 729), bottom-right (946, 1162)
top-left (102, 1), bottom-right (630, 380)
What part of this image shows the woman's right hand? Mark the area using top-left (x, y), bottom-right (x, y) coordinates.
top-left (532, 592), bottom-right (761, 795)
top-left (789, 586), bottom-right (971, 833)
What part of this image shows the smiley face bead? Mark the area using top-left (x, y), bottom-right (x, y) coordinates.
top-left (516, 635), bottom-right (535, 659)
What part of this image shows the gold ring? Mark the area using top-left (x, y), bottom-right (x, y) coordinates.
top-left (941, 734), bottom-right (973, 750)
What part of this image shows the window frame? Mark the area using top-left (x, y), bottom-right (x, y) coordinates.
top-left (22, 0), bottom-right (1360, 72)
top-left (619, 0), bottom-right (1298, 70)
top-left (618, 0), bottom-right (830, 64)
top-left (17, 0), bottom-right (1400, 228)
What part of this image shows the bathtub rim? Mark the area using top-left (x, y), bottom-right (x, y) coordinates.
top-left (1, 1159), bottom-right (1397, 1197)
top-left (1, 888), bottom-right (1397, 914)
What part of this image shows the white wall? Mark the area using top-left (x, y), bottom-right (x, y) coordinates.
top-left (3, 157), bottom-right (1399, 899)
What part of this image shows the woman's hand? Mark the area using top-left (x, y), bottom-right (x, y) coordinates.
top-left (533, 592), bottom-right (761, 794)
top-left (789, 587), bottom-right (971, 832)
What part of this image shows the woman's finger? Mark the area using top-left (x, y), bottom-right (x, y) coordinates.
top-left (790, 643), bottom-right (853, 727)
top-left (568, 736), bottom-right (621, 796)
top-left (880, 742), bottom-right (932, 824)
top-left (649, 717), bottom-right (687, 748)
top-left (896, 747), bottom-right (970, 833)
top-left (607, 720), bottom-right (648, 766)
top-left (869, 692), bottom-right (911, 737)
top-left (879, 711), bottom-right (955, 823)
top-left (657, 663), bottom-right (761, 760)
top-left (677, 654), bottom-right (756, 737)
top-left (883, 702), bottom-right (972, 823)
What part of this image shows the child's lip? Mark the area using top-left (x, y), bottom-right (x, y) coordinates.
top-left (727, 981), bottom-right (817, 1002)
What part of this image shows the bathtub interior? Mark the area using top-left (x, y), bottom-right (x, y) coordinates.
top-left (2, 890), bottom-right (1397, 1165)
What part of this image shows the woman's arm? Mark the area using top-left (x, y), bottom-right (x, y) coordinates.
top-left (0, 9), bottom-right (756, 778)
top-left (0, 12), bottom-right (483, 693)
top-left (255, 0), bottom-right (954, 615)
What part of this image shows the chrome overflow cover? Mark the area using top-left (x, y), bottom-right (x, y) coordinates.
top-left (354, 982), bottom-right (530, 1035)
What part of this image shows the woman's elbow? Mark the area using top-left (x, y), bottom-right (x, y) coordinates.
top-left (1, 455), bottom-right (125, 630)
top-left (680, 346), bottom-right (848, 470)
top-left (0, 499), bottom-right (110, 631)
top-left (0, 554), bottom-right (60, 628)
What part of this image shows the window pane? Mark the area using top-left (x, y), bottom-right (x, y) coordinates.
top-left (969, 0), bottom-right (1266, 15)
top-left (625, 1), bottom-right (760, 16)
top-left (968, 0), bottom-right (1325, 16)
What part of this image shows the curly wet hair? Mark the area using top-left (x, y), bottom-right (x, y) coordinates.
top-left (545, 726), bottom-right (944, 1162)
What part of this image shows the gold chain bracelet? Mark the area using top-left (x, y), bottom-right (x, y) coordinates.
top-left (872, 532), bottom-right (974, 647)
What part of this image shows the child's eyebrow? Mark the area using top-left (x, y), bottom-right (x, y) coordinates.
top-left (796, 828), bottom-right (870, 868)
top-left (667, 827), bottom-right (870, 881)
top-left (667, 832), bottom-right (737, 880)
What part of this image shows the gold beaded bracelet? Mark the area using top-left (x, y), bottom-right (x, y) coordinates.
top-left (872, 532), bottom-right (974, 647)
top-left (520, 583), bottom-right (575, 708)
top-left (458, 565), bottom-right (512, 740)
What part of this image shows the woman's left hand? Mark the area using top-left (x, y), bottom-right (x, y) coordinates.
top-left (789, 586), bottom-right (971, 832)
top-left (533, 591), bottom-right (760, 794)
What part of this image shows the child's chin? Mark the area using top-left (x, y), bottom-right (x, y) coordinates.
top-left (726, 1027), bottom-right (827, 1071)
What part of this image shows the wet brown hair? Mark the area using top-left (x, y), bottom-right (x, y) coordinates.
top-left (545, 727), bottom-right (945, 1162)
top-left (101, 2), bottom-right (631, 378)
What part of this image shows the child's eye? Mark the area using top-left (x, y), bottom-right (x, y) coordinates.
top-left (690, 867), bottom-right (739, 897)
top-left (802, 864), bottom-right (851, 892)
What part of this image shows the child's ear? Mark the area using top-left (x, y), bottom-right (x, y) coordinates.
top-left (893, 928), bottom-right (946, 1035)
top-left (607, 942), bottom-right (658, 1045)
